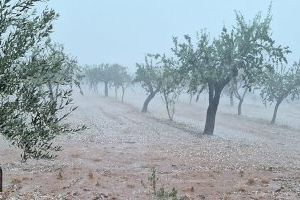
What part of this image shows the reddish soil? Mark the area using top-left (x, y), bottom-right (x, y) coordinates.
top-left (1, 93), bottom-right (299, 199)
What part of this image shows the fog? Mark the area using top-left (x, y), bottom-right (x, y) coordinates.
top-left (1, 1), bottom-right (300, 199)
top-left (49, 0), bottom-right (300, 72)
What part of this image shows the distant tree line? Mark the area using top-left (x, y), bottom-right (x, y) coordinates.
top-left (84, 64), bottom-right (132, 102)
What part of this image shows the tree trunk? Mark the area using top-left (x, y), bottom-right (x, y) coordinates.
top-left (196, 85), bottom-right (205, 103)
top-left (238, 99), bottom-right (243, 116)
top-left (142, 90), bottom-right (158, 113)
top-left (121, 87), bottom-right (125, 103)
top-left (271, 100), bottom-right (282, 124)
top-left (203, 86), bottom-right (222, 135)
top-left (163, 92), bottom-right (173, 121)
top-left (230, 91), bottom-right (234, 106)
top-left (189, 94), bottom-right (193, 104)
top-left (203, 99), bottom-right (219, 135)
top-left (115, 86), bottom-right (118, 99)
top-left (48, 82), bottom-right (54, 102)
top-left (0, 166), bottom-right (2, 192)
top-left (55, 84), bottom-right (59, 100)
top-left (235, 88), bottom-right (247, 116)
top-left (104, 81), bottom-right (108, 97)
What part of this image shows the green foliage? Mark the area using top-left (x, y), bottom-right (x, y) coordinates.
top-left (231, 76), bottom-right (249, 101)
top-left (84, 65), bottom-right (102, 92)
top-left (110, 64), bottom-right (130, 88)
top-left (171, 9), bottom-right (289, 134)
top-left (225, 72), bottom-right (251, 115)
top-left (84, 63), bottom-right (131, 100)
top-left (159, 55), bottom-right (183, 120)
top-left (109, 64), bottom-right (131, 100)
top-left (260, 62), bottom-right (300, 105)
top-left (156, 187), bottom-right (181, 200)
top-left (0, 0), bottom-right (83, 162)
top-left (260, 62), bottom-right (300, 123)
top-left (135, 55), bottom-right (163, 95)
top-left (173, 12), bottom-right (287, 91)
top-left (148, 168), bottom-right (158, 194)
top-left (1, 41), bottom-right (84, 162)
top-left (84, 64), bottom-right (115, 85)
top-left (147, 168), bottom-right (186, 200)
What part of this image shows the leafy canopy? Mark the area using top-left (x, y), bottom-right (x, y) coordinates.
top-left (0, 0), bottom-right (83, 161)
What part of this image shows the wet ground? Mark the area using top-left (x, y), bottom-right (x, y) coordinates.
top-left (1, 90), bottom-right (300, 199)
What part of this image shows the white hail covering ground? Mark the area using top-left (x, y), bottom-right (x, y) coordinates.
top-left (0, 85), bottom-right (300, 199)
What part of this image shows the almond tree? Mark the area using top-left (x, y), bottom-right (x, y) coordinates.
top-left (120, 72), bottom-right (132, 103)
top-left (172, 11), bottom-right (288, 135)
top-left (84, 66), bottom-right (102, 93)
top-left (261, 62), bottom-right (300, 124)
top-left (229, 74), bottom-right (250, 116)
top-left (110, 64), bottom-right (128, 100)
top-left (110, 64), bottom-right (132, 102)
top-left (195, 85), bottom-right (207, 103)
top-left (159, 55), bottom-right (183, 120)
top-left (99, 64), bottom-right (112, 97)
top-left (187, 79), bottom-right (206, 104)
top-left (234, 81), bottom-right (249, 116)
top-left (85, 64), bottom-right (131, 100)
top-left (224, 80), bottom-right (236, 106)
top-left (135, 55), bottom-right (163, 113)
top-left (84, 64), bottom-right (113, 96)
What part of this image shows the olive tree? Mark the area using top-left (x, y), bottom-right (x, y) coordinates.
top-left (39, 42), bottom-right (83, 102)
top-left (0, 0), bottom-right (84, 161)
top-left (17, 42), bottom-right (83, 161)
top-left (261, 62), bottom-right (300, 124)
top-left (135, 55), bottom-right (162, 113)
top-left (172, 11), bottom-right (288, 135)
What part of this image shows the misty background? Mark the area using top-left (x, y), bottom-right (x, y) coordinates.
top-left (2, 1), bottom-right (300, 198)
top-left (48, 0), bottom-right (300, 72)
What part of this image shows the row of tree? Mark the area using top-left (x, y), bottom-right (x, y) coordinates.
top-left (0, 0), bottom-right (83, 161)
top-left (84, 64), bottom-right (132, 102)
top-left (223, 61), bottom-right (300, 125)
top-left (134, 10), bottom-right (300, 135)
top-left (82, 10), bottom-right (300, 136)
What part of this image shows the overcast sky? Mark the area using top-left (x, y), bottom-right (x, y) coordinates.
top-left (48, 0), bottom-right (300, 72)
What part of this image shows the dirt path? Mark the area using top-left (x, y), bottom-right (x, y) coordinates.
top-left (1, 94), bottom-right (300, 199)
